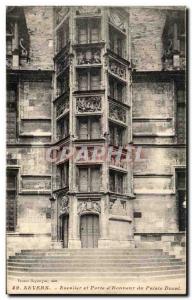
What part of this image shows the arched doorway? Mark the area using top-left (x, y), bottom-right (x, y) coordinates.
top-left (59, 214), bottom-right (69, 248)
top-left (80, 214), bottom-right (99, 248)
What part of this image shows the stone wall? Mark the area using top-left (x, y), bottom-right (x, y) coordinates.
top-left (22, 6), bottom-right (54, 70)
top-left (130, 8), bottom-right (167, 71)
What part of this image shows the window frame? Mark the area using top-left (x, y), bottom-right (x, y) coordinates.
top-left (56, 114), bottom-right (69, 140)
top-left (77, 165), bottom-right (101, 192)
top-left (109, 122), bottom-right (125, 146)
top-left (57, 161), bottom-right (69, 189)
top-left (109, 24), bottom-right (126, 58)
top-left (77, 18), bottom-right (101, 44)
top-left (109, 169), bottom-right (125, 194)
top-left (77, 68), bottom-right (101, 91)
top-left (77, 116), bottom-right (101, 140)
top-left (109, 75), bottom-right (125, 102)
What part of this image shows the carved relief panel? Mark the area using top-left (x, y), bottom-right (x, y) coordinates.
top-left (109, 198), bottom-right (130, 216)
top-left (78, 199), bottom-right (101, 214)
top-left (77, 49), bottom-right (101, 65)
top-left (109, 102), bottom-right (126, 123)
top-left (76, 96), bottom-right (101, 113)
top-left (109, 58), bottom-right (126, 79)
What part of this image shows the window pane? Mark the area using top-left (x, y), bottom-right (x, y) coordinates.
top-left (117, 38), bottom-right (122, 56)
top-left (109, 78), bottom-right (115, 98)
top-left (78, 71), bottom-right (88, 90)
top-left (91, 167), bottom-right (100, 191)
top-left (117, 174), bottom-right (123, 193)
top-left (91, 117), bottom-right (100, 139)
top-left (90, 70), bottom-right (100, 90)
top-left (78, 118), bottom-right (88, 139)
top-left (78, 21), bottom-right (88, 44)
top-left (79, 168), bottom-right (88, 191)
top-left (117, 127), bottom-right (123, 146)
top-left (90, 21), bottom-right (99, 43)
top-left (117, 83), bottom-right (123, 102)
top-left (109, 171), bottom-right (115, 192)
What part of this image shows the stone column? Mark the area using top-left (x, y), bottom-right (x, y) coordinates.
top-left (50, 196), bottom-right (61, 248)
top-left (68, 195), bottom-right (81, 248)
top-left (98, 195), bottom-right (110, 248)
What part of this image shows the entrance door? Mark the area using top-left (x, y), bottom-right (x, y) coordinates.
top-left (60, 215), bottom-right (69, 248)
top-left (80, 214), bottom-right (99, 248)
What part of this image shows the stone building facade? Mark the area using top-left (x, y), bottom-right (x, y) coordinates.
top-left (6, 6), bottom-right (186, 255)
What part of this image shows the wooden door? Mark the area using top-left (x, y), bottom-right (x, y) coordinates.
top-left (60, 215), bottom-right (69, 248)
top-left (80, 214), bottom-right (99, 248)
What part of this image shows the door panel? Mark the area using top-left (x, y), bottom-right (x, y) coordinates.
top-left (80, 214), bottom-right (99, 248)
top-left (60, 215), bottom-right (69, 248)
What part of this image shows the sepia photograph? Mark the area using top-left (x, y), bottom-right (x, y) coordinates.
top-left (6, 5), bottom-right (187, 295)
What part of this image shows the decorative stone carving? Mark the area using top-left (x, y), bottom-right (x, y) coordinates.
top-left (109, 102), bottom-right (126, 123)
top-left (76, 7), bottom-right (101, 15)
top-left (77, 49), bottom-right (101, 65)
top-left (56, 96), bottom-right (69, 117)
top-left (109, 198), bottom-right (127, 216)
top-left (109, 59), bottom-right (126, 79)
top-left (19, 38), bottom-right (28, 57)
top-left (76, 96), bottom-right (101, 113)
top-left (109, 10), bottom-right (126, 32)
top-left (78, 200), bottom-right (101, 214)
top-left (58, 195), bottom-right (69, 215)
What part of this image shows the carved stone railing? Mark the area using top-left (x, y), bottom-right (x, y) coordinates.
top-left (109, 58), bottom-right (126, 79)
top-left (56, 54), bottom-right (69, 75)
top-left (56, 95), bottom-right (69, 118)
top-left (109, 102), bottom-right (126, 123)
top-left (76, 48), bottom-right (101, 65)
top-left (76, 96), bottom-right (102, 113)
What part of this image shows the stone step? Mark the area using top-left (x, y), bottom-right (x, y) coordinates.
top-left (8, 265), bottom-right (185, 272)
top-left (7, 269), bottom-right (186, 277)
top-left (9, 254), bottom-right (175, 259)
top-left (8, 261), bottom-right (185, 267)
top-left (20, 249), bottom-right (163, 254)
top-left (7, 273), bottom-right (185, 281)
top-left (8, 257), bottom-right (181, 264)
